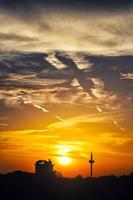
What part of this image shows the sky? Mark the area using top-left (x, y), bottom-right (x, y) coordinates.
top-left (0, 1), bottom-right (133, 177)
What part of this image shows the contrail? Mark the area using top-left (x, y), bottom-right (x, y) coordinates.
top-left (33, 104), bottom-right (49, 113)
top-left (96, 105), bottom-right (125, 133)
top-left (113, 120), bottom-right (125, 133)
top-left (23, 99), bottom-right (49, 113)
top-left (56, 116), bottom-right (65, 122)
top-left (96, 106), bottom-right (103, 113)
top-left (0, 123), bottom-right (8, 126)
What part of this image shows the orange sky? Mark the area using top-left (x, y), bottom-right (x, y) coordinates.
top-left (1, 113), bottom-right (133, 177)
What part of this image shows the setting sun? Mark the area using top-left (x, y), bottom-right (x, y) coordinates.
top-left (58, 156), bottom-right (72, 165)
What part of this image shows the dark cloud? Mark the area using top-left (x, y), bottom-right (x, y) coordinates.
top-left (0, 0), bottom-right (132, 11)
top-left (87, 55), bottom-right (133, 95)
top-left (0, 52), bottom-right (48, 75)
top-left (0, 51), bottom-right (133, 96)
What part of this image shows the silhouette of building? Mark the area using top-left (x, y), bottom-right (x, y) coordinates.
top-left (89, 152), bottom-right (95, 178)
top-left (35, 159), bottom-right (54, 176)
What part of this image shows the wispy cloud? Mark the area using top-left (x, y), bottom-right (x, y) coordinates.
top-left (0, 10), bottom-right (133, 55)
top-left (48, 113), bottom-right (113, 130)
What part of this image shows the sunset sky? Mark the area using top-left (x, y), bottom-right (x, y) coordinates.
top-left (0, 0), bottom-right (133, 178)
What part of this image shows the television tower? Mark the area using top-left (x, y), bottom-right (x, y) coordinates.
top-left (89, 152), bottom-right (95, 178)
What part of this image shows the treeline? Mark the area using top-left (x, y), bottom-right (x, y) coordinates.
top-left (0, 171), bottom-right (133, 200)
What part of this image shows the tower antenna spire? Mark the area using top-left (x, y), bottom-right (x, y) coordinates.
top-left (89, 152), bottom-right (95, 178)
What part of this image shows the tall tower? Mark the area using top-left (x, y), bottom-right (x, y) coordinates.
top-left (89, 152), bottom-right (95, 178)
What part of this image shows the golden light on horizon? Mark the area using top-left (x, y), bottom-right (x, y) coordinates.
top-left (54, 144), bottom-right (75, 167)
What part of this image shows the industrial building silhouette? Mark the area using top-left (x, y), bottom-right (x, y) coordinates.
top-left (35, 159), bottom-right (54, 176)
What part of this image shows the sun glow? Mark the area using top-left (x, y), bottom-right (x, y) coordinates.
top-left (58, 156), bottom-right (72, 165)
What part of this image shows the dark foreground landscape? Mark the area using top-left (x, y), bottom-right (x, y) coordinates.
top-left (0, 171), bottom-right (133, 200)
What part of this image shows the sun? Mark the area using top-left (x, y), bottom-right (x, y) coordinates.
top-left (58, 156), bottom-right (72, 165)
